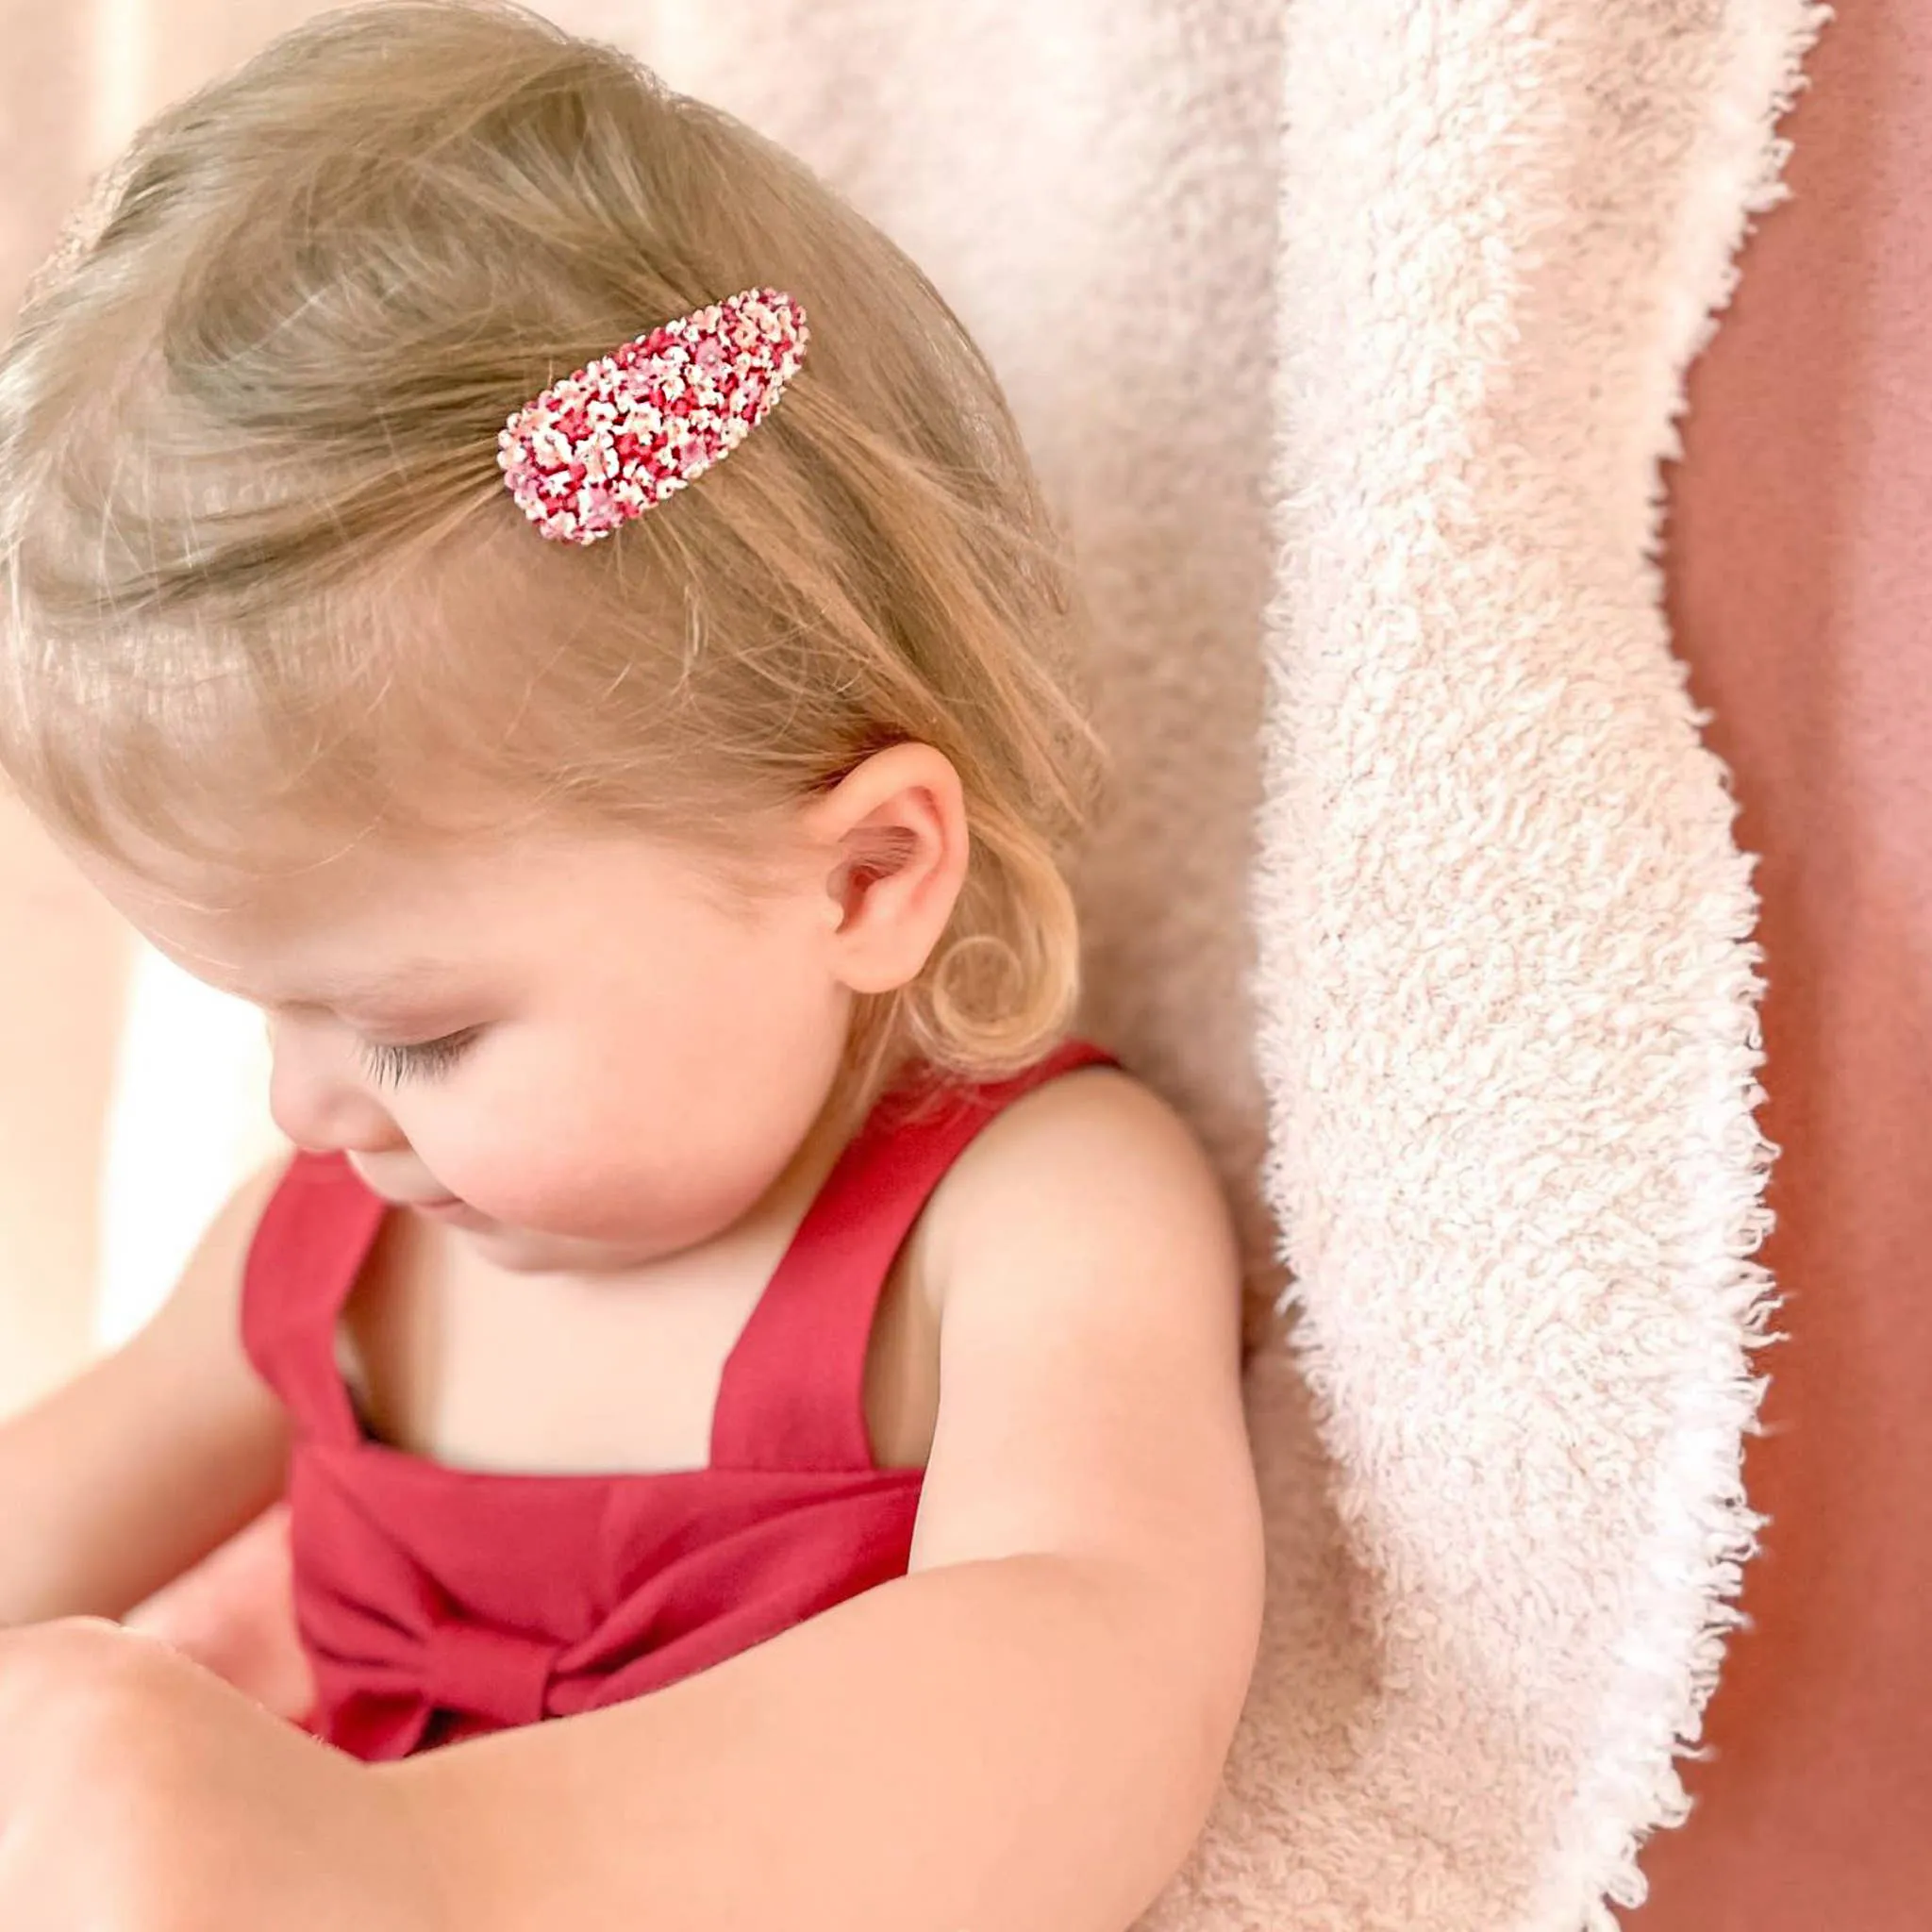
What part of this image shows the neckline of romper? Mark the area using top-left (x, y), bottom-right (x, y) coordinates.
top-left (258, 1039), bottom-right (1112, 1482)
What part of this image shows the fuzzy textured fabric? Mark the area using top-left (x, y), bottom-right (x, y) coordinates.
top-left (88, 0), bottom-right (1823, 1924)
top-left (618, 3), bottom-right (1824, 1924)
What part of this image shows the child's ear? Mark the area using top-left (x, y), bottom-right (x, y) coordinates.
top-left (800, 742), bottom-right (970, 995)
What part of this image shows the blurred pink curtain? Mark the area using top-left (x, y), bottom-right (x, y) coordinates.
top-left (1637, 3), bottom-right (1932, 1926)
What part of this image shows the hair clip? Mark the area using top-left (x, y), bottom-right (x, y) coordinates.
top-left (496, 286), bottom-right (808, 545)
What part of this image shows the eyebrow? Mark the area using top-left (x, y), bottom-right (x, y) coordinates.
top-left (268, 958), bottom-right (462, 1015)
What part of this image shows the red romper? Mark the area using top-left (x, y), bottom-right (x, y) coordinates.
top-left (240, 1040), bottom-right (1112, 1760)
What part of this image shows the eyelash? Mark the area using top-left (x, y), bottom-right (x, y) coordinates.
top-left (358, 1029), bottom-right (479, 1089)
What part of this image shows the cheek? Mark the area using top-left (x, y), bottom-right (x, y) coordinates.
top-left (399, 1054), bottom-right (664, 1240)
top-left (404, 926), bottom-right (850, 1245)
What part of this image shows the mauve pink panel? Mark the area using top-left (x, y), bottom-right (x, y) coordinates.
top-left (1637, 5), bottom-right (1932, 1926)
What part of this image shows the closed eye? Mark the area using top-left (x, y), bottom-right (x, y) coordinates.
top-left (358, 1028), bottom-right (480, 1089)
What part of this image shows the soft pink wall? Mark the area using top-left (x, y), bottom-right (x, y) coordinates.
top-left (0, 3), bottom-right (132, 1414)
top-left (1638, 4), bottom-right (1932, 1925)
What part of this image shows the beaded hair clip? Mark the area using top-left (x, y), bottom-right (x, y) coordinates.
top-left (496, 286), bottom-right (808, 545)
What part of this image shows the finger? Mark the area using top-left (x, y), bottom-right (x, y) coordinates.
top-left (0, 1619), bottom-right (140, 1809)
top-left (0, 1614), bottom-right (124, 1657)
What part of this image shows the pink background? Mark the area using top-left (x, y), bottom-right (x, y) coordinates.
top-left (1639, 3), bottom-right (1932, 1924)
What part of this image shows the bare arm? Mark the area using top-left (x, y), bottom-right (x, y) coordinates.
top-left (0, 1158), bottom-right (295, 1626)
top-left (385, 1070), bottom-right (1266, 1932)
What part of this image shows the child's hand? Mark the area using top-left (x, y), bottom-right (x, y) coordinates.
top-left (123, 1505), bottom-right (315, 1721)
top-left (0, 1620), bottom-right (446, 1932)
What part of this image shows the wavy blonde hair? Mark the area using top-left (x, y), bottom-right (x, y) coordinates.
top-left (0, 0), bottom-right (1103, 1114)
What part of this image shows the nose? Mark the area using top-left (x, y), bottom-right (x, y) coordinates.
top-left (265, 1016), bottom-right (408, 1157)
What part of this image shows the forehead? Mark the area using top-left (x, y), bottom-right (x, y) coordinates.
top-left (61, 790), bottom-right (798, 1013)
top-left (63, 824), bottom-right (505, 995)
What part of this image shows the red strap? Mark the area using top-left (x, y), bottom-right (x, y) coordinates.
top-left (242, 1043), bottom-right (1119, 1472)
top-left (241, 1151), bottom-right (385, 1447)
top-left (708, 1040), bottom-right (1117, 1472)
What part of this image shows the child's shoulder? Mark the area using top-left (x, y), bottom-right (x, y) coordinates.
top-left (958, 1055), bottom-right (1230, 1208)
top-left (900, 1050), bottom-right (1257, 1652)
top-left (922, 1054), bottom-right (1242, 1323)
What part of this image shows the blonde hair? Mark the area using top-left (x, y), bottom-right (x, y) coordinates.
top-left (0, 0), bottom-right (1103, 1114)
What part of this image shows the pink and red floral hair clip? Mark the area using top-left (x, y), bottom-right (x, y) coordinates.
top-left (496, 286), bottom-right (808, 545)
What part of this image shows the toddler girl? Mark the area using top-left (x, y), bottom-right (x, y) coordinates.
top-left (0, 4), bottom-right (1262, 1927)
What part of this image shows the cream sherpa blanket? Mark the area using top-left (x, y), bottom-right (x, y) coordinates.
top-left (90, 0), bottom-right (1824, 1924)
